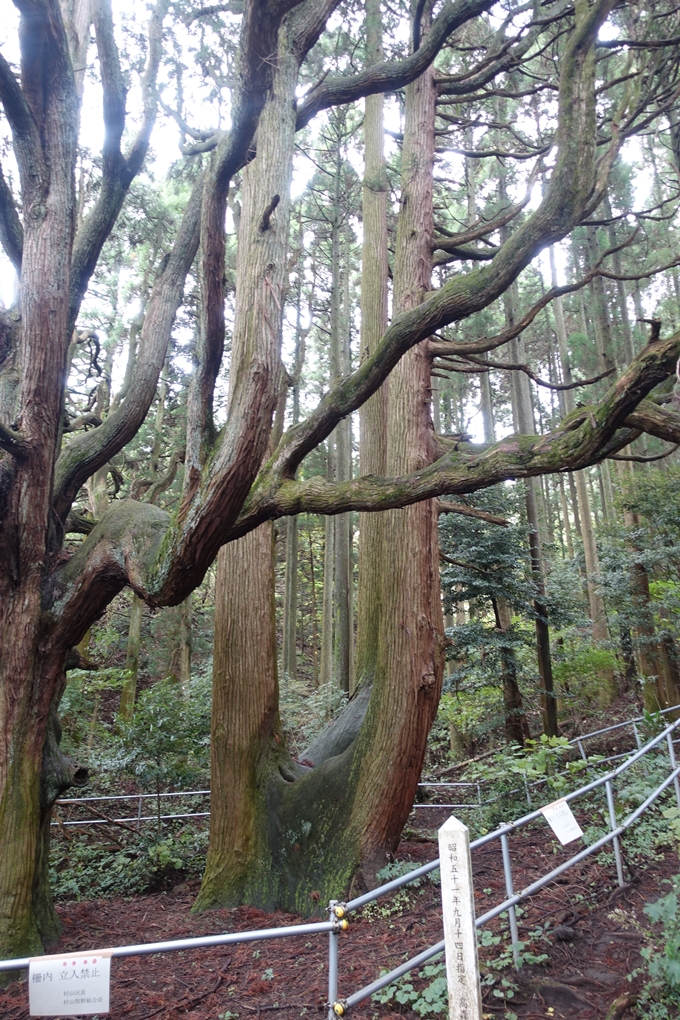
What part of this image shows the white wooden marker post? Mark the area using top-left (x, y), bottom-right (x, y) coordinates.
top-left (438, 816), bottom-right (483, 1020)
top-left (28, 952), bottom-right (111, 1016)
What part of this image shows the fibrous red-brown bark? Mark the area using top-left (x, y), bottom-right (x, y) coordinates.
top-left (3, 0), bottom-right (680, 958)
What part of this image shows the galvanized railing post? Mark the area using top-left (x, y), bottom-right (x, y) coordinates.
top-left (577, 738), bottom-right (586, 761)
top-left (499, 825), bottom-right (520, 967)
top-left (666, 731), bottom-right (680, 811)
top-left (605, 779), bottom-right (625, 887)
top-left (328, 900), bottom-right (339, 1020)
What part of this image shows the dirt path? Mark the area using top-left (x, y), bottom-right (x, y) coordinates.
top-left (0, 830), bottom-right (672, 1020)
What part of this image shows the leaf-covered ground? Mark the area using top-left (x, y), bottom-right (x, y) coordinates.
top-left (0, 821), bottom-right (673, 1020)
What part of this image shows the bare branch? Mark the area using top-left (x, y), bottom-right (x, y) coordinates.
top-left (435, 351), bottom-right (616, 391)
top-left (185, 3), bottom-right (245, 23)
top-left (609, 443), bottom-right (680, 463)
top-left (433, 168), bottom-right (539, 251)
top-left (437, 499), bottom-right (508, 525)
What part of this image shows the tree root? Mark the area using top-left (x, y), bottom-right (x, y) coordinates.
top-left (605, 992), bottom-right (637, 1019)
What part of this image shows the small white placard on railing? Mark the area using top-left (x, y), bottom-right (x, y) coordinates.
top-left (438, 815), bottom-right (483, 1020)
top-left (541, 798), bottom-right (583, 845)
top-left (29, 952), bottom-right (111, 1016)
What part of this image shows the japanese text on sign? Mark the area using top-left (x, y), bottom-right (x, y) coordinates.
top-left (541, 797), bottom-right (584, 845)
top-left (438, 816), bottom-right (483, 1020)
top-left (29, 952), bottom-right (111, 1016)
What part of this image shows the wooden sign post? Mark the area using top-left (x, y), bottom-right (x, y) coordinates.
top-left (438, 816), bottom-right (483, 1020)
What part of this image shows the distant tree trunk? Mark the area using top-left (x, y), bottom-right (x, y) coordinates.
top-left (494, 598), bottom-right (530, 746)
top-left (557, 474), bottom-right (575, 558)
top-left (624, 503), bottom-right (663, 709)
top-left (355, 0), bottom-right (388, 694)
top-left (555, 246), bottom-right (612, 684)
top-left (119, 595), bottom-right (143, 719)
top-left (503, 211), bottom-right (557, 736)
top-left (178, 596), bottom-right (192, 687)
top-left (332, 218), bottom-right (352, 695)
top-left (307, 520), bottom-right (320, 686)
top-left (474, 377), bottom-right (526, 741)
top-left (282, 516), bottom-right (299, 683)
top-left (282, 297), bottom-right (304, 685)
top-left (119, 360), bottom-right (171, 714)
top-left (321, 215), bottom-right (339, 693)
top-left (320, 511), bottom-right (334, 692)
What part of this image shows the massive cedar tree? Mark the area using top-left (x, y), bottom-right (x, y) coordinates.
top-left (2, 0), bottom-right (680, 966)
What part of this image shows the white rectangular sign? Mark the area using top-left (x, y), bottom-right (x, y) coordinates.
top-left (541, 797), bottom-right (584, 845)
top-left (438, 816), bottom-right (483, 1020)
top-left (29, 952), bottom-right (111, 1016)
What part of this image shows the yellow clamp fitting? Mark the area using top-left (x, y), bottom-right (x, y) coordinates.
top-left (333, 1002), bottom-right (346, 1017)
top-left (334, 905), bottom-right (346, 919)
top-left (339, 918), bottom-right (349, 931)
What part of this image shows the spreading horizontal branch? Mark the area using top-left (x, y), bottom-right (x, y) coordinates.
top-left (295, 0), bottom-right (497, 131)
top-left (229, 330), bottom-right (680, 533)
top-left (52, 302), bottom-right (677, 650)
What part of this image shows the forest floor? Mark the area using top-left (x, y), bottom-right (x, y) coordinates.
top-left (0, 816), bottom-right (674, 1020)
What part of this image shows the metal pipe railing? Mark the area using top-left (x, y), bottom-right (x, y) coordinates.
top-left (4, 708), bottom-right (679, 1020)
top-left (52, 812), bottom-right (210, 827)
top-left (0, 919), bottom-right (339, 974)
top-left (327, 716), bottom-right (680, 1014)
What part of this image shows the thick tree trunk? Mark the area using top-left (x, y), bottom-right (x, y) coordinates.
top-left (348, 25), bottom-right (443, 884)
top-left (0, 4), bottom-right (80, 965)
top-left (196, 6), bottom-right (445, 911)
top-left (197, 525), bottom-right (288, 907)
top-left (196, 10), bottom-right (325, 912)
